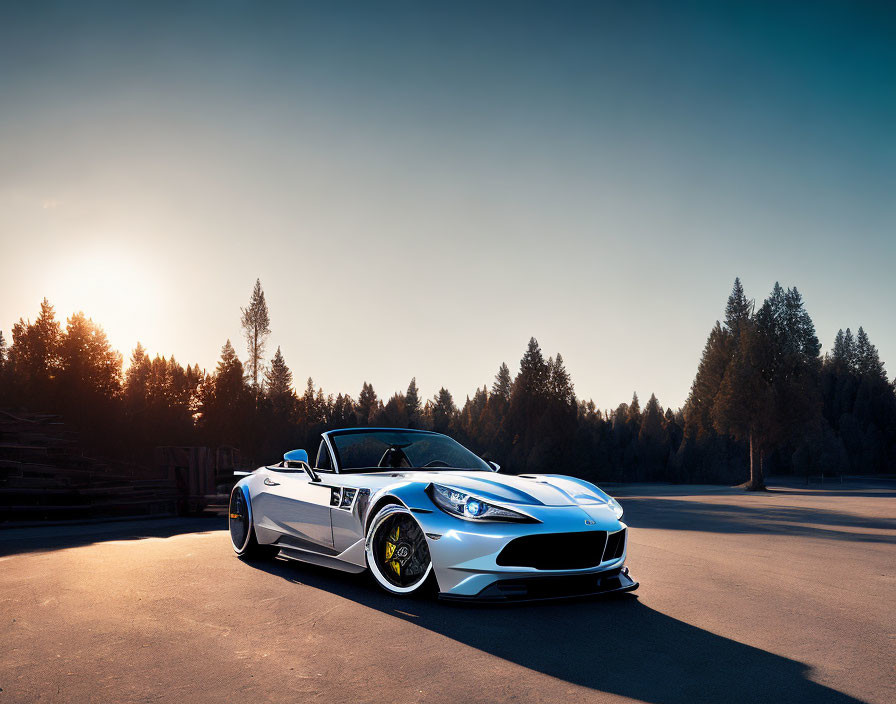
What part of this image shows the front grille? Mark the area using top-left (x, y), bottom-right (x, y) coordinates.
top-left (602, 528), bottom-right (626, 561)
top-left (496, 531), bottom-right (608, 570)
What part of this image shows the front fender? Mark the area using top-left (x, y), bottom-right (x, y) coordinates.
top-left (364, 481), bottom-right (432, 533)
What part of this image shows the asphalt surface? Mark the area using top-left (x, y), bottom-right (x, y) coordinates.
top-left (1, 478), bottom-right (894, 704)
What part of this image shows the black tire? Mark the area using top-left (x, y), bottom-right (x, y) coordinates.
top-left (229, 485), bottom-right (278, 560)
top-left (365, 504), bottom-right (435, 596)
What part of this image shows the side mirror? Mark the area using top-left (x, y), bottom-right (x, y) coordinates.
top-left (487, 460), bottom-right (500, 473)
top-left (284, 449), bottom-right (309, 465)
top-left (283, 449), bottom-right (320, 482)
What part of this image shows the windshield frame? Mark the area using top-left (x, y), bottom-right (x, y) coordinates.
top-left (323, 428), bottom-right (491, 474)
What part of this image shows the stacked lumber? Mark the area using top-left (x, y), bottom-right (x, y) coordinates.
top-left (0, 410), bottom-right (179, 523)
top-left (154, 445), bottom-right (247, 514)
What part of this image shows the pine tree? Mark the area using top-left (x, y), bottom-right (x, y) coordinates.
top-left (165, 356), bottom-right (194, 423)
top-left (240, 278), bottom-right (271, 393)
top-left (215, 340), bottom-right (245, 396)
top-left (548, 353), bottom-right (575, 406)
top-left (481, 364), bottom-right (511, 458)
top-left (406, 377), bottom-right (421, 426)
top-left (683, 322), bottom-right (733, 439)
top-left (712, 316), bottom-right (773, 489)
top-left (471, 385), bottom-right (488, 419)
top-left (330, 393), bottom-right (354, 427)
top-left (301, 377), bottom-right (326, 425)
top-left (713, 284), bottom-right (822, 489)
top-left (855, 327), bottom-right (886, 380)
top-left (612, 402), bottom-right (629, 429)
top-left (57, 312), bottom-right (123, 401)
top-left (0, 330), bottom-right (8, 400)
top-left (382, 393), bottom-right (409, 427)
top-left (124, 342), bottom-right (152, 410)
top-left (265, 346), bottom-right (293, 399)
top-left (783, 287), bottom-right (821, 360)
top-left (514, 338), bottom-right (549, 398)
top-left (314, 386), bottom-right (327, 424)
top-left (9, 298), bottom-right (62, 399)
top-left (639, 393), bottom-right (664, 443)
top-left (432, 387), bottom-right (456, 433)
top-left (492, 363), bottom-right (512, 401)
top-left (627, 392), bottom-right (642, 425)
top-left (724, 277), bottom-right (752, 336)
top-left (831, 329), bottom-right (848, 368)
top-left (198, 339), bottom-right (249, 445)
top-left (507, 338), bottom-right (553, 470)
top-left (356, 382), bottom-right (378, 425)
top-left (842, 328), bottom-right (857, 371)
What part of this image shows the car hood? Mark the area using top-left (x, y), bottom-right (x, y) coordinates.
top-left (365, 470), bottom-right (614, 508)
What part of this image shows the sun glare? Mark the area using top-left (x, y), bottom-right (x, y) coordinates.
top-left (45, 249), bottom-right (168, 362)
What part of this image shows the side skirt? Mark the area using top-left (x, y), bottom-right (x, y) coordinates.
top-left (277, 544), bottom-right (367, 574)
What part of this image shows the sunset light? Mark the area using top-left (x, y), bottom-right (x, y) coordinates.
top-left (0, 4), bottom-right (894, 702)
top-left (43, 248), bottom-right (168, 364)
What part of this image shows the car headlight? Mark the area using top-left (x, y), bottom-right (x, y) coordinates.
top-left (607, 496), bottom-right (624, 520)
top-left (430, 484), bottom-right (533, 522)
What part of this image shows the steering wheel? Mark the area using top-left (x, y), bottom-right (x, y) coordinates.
top-left (421, 459), bottom-right (450, 468)
top-left (378, 444), bottom-right (412, 469)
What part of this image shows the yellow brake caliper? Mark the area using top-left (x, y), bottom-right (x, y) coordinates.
top-left (384, 525), bottom-right (401, 576)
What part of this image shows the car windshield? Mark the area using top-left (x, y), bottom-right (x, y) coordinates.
top-left (328, 429), bottom-right (491, 472)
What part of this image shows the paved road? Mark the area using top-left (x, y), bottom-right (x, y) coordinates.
top-left (1, 480), bottom-right (894, 704)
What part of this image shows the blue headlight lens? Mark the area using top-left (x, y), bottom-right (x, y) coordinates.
top-left (430, 483), bottom-right (532, 522)
top-left (465, 498), bottom-right (486, 517)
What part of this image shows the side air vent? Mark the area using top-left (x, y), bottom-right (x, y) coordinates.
top-left (602, 528), bottom-right (626, 561)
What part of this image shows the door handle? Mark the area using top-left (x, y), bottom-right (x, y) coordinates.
top-left (263, 477), bottom-right (280, 486)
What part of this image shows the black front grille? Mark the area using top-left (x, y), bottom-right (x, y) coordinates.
top-left (496, 531), bottom-right (608, 570)
top-left (603, 528), bottom-right (626, 561)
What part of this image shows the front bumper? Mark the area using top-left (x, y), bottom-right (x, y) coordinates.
top-left (403, 487), bottom-right (632, 598)
top-left (439, 566), bottom-right (638, 603)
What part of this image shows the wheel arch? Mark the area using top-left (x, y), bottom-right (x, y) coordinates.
top-left (364, 499), bottom-right (435, 595)
top-left (229, 479), bottom-right (254, 553)
top-left (364, 493), bottom-right (407, 536)
top-left (232, 477), bottom-right (255, 515)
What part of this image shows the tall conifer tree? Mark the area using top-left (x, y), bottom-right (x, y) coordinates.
top-left (406, 377), bottom-right (421, 426)
top-left (492, 363), bottom-right (512, 401)
top-left (724, 277), bottom-right (752, 336)
top-left (855, 327), bottom-right (886, 380)
top-left (356, 382), bottom-right (378, 425)
top-left (240, 278), bottom-right (271, 393)
top-left (683, 322), bottom-right (733, 439)
top-left (265, 346), bottom-right (293, 399)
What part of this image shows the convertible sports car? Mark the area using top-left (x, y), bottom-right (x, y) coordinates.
top-left (229, 427), bottom-right (638, 601)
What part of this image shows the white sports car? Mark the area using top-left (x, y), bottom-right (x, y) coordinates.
top-left (229, 427), bottom-right (638, 601)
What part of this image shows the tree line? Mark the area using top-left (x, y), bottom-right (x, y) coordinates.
top-left (1, 277), bottom-right (893, 487)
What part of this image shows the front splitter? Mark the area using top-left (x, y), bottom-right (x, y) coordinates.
top-left (438, 566), bottom-right (639, 604)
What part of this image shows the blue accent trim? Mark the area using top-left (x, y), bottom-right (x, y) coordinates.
top-left (283, 449), bottom-right (309, 464)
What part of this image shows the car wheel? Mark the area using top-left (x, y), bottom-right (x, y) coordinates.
top-left (229, 485), bottom-right (278, 560)
top-left (366, 504), bottom-right (434, 596)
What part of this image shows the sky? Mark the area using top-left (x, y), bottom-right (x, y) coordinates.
top-left (1, 1), bottom-right (894, 410)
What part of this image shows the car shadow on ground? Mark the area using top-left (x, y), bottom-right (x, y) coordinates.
top-left (246, 556), bottom-right (862, 704)
top-left (0, 516), bottom-right (226, 557)
top-left (622, 497), bottom-right (896, 543)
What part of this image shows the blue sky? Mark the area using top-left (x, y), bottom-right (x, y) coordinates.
top-left (1, 1), bottom-right (894, 408)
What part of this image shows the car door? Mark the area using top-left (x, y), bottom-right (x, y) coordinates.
top-left (253, 466), bottom-right (334, 549)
